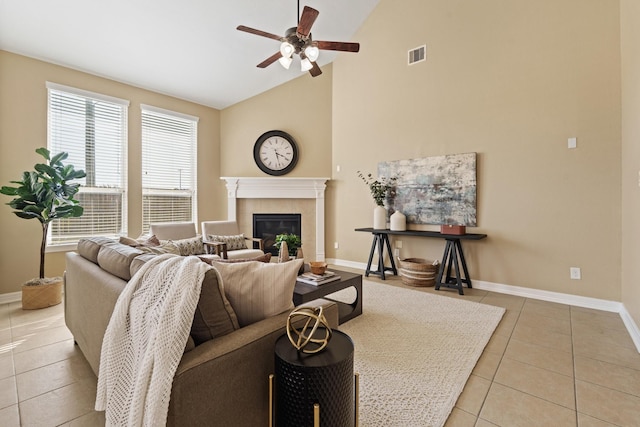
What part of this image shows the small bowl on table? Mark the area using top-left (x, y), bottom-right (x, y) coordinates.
top-left (309, 261), bottom-right (327, 275)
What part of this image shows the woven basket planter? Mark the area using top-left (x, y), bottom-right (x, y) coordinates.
top-left (22, 278), bottom-right (63, 310)
top-left (398, 258), bottom-right (439, 287)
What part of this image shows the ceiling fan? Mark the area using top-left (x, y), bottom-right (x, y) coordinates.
top-left (237, 2), bottom-right (360, 77)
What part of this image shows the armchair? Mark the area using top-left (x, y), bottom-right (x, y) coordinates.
top-left (201, 220), bottom-right (265, 260)
top-left (149, 222), bottom-right (198, 240)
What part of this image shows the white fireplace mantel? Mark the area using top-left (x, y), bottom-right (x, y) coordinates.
top-left (221, 177), bottom-right (330, 260)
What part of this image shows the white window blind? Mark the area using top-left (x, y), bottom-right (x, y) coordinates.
top-left (141, 105), bottom-right (198, 233)
top-left (46, 82), bottom-right (128, 245)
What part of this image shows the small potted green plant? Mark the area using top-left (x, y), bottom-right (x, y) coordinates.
top-left (1, 147), bottom-right (86, 309)
top-left (274, 233), bottom-right (301, 257)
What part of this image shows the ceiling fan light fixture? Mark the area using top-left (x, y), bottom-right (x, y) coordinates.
top-left (280, 42), bottom-right (295, 58)
top-left (300, 57), bottom-right (313, 72)
top-left (304, 45), bottom-right (319, 62)
top-left (278, 56), bottom-right (293, 69)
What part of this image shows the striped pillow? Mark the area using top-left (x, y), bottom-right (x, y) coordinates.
top-left (212, 259), bottom-right (303, 327)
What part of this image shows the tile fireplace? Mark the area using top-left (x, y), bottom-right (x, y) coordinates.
top-left (221, 177), bottom-right (329, 261)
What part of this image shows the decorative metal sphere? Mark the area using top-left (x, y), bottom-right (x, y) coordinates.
top-left (286, 306), bottom-right (332, 354)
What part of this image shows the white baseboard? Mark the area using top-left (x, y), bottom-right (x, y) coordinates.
top-left (472, 279), bottom-right (623, 312)
top-left (620, 306), bottom-right (640, 353)
top-left (0, 291), bottom-right (21, 305)
top-left (328, 258), bottom-right (640, 353)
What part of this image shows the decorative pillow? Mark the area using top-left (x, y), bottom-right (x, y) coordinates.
top-left (200, 253), bottom-right (272, 264)
top-left (206, 234), bottom-right (247, 251)
top-left (191, 268), bottom-right (240, 345)
top-left (137, 241), bottom-right (181, 255)
top-left (119, 235), bottom-right (161, 248)
top-left (165, 235), bottom-right (205, 256)
top-left (212, 259), bottom-right (303, 327)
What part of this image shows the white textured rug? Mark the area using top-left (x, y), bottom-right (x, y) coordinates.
top-left (336, 281), bottom-right (505, 427)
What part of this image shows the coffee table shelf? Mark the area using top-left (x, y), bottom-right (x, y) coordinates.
top-left (293, 269), bottom-right (362, 324)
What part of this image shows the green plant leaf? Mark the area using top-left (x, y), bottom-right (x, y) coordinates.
top-left (0, 186), bottom-right (18, 196)
top-left (15, 211), bottom-right (40, 220)
top-left (50, 151), bottom-right (68, 165)
top-left (35, 147), bottom-right (50, 160)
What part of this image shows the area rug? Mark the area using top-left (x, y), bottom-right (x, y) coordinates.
top-left (335, 281), bottom-right (505, 427)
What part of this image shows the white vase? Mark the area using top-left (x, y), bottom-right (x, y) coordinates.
top-left (390, 210), bottom-right (406, 231)
top-left (373, 205), bottom-right (387, 229)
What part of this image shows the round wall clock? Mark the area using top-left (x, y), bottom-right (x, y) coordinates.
top-left (253, 130), bottom-right (299, 176)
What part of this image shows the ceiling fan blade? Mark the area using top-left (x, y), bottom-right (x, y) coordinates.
top-left (237, 25), bottom-right (283, 41)
top-left (297, 6), bottom-right (319, 38)
top-left (309, 61), bottom-right (323, 77)
top-left (257, 52), bottom-right (282, 68)
top-left (316, 41), bottom-right (360, 53)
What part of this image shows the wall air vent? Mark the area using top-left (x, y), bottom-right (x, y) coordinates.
top-left (408, 45), bottom-right (426, 65)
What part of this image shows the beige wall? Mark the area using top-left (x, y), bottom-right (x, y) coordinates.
top-left (329, 0), bottom-right (622, 300)
top-left (621, 0), bottom-right (640, 326)
top-left (0, 0), bottom-right (629, 305)
top-left (220, 65), bottom-right (333, 179)
top-left (0, 51), bottom-right (224, 295)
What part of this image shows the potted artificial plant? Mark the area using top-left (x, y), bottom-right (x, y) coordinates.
top-left (357, 171), bottom-right (397, 229)
top-left (1, 147), bottom-right (85, 309)
top-left (274, 233), bottom-right (302, 257)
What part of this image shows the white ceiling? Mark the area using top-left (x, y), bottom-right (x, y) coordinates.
top-left (0, 0), bottom-right (380, 109)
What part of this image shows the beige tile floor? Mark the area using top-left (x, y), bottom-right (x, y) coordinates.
top-left (1, 273), bottom-right (639, 426)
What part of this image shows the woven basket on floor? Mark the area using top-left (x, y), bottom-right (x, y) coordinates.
top-left (21, 279), bottom-right (63, 310)
top-left (398, 258), bottom-right (439, 287)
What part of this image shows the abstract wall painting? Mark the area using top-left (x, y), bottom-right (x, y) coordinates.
top-left (378, 152), bottom-right (477, 226)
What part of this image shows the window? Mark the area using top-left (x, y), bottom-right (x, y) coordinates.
top-left (46, 82), bottom-right (128, 246)
top-left (141, 105), bottom-right (198, 233)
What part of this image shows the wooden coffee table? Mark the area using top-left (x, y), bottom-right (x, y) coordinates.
top-left (293, 268), bottom-right (362, 324)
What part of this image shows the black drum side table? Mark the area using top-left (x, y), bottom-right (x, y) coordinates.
top-left (271, 330), bottom-right (358, 427)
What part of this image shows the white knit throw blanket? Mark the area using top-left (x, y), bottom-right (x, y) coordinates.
top-left (95, 254), bottom-right (208, 427)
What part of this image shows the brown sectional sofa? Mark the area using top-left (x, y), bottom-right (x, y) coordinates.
top-left (64, 237), bottom-right (338, 426)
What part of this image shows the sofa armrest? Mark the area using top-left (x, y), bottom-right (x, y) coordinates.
top-left (167, 299), bottom-right (338, 427)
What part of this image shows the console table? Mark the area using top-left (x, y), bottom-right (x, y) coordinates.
top-left (355, 228), bottom-right (487, 295)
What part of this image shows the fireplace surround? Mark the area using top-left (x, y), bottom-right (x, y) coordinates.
top-left (221, 177), bottom-right (329, 261)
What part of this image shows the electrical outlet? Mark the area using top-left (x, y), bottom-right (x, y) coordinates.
top-left (394, 248), bottom-right (400, 257)
top-left (570, 267), bottom-right (581, 280)
top-left (336, 165), bottom-right (341, 172)
top-left (396, 240), bottom-right (403, 248)
top-left (568, 137), bottom-right (577, 149)
top-left (334, 242), bottom-right (339, 249)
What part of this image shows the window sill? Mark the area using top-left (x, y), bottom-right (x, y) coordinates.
top-left (46, 243), bottom-right (78, 253)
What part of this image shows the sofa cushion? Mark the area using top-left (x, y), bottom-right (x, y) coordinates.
top-left (206, 234), bottom-right (247, 251)
top-left (77, 237), bottom-right (116, 264)
top-left (130, 254), bottom-right (159, 277)
top-left (97, 242), bottom-right (144, 281)
top-left (212, 259), bottom-right (303, 327)
top-left (166, 236), bottom-right (205, 256)
top-left (191, 268), bottom-right (240, 345)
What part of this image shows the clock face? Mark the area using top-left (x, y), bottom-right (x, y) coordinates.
top-left (253, 130), bottom-right (298, 176)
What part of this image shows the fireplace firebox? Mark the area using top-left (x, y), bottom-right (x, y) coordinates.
top-left (253, 213), bottom-right (302, 256)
